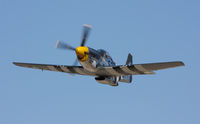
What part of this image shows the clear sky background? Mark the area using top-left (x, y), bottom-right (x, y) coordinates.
top-left (1, 0), bottom-right (200, 124)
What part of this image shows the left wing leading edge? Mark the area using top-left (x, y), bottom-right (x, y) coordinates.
top-left (13, 62), bottom-right (94, 76)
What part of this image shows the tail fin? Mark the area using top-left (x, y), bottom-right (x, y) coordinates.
top-left (119, 53), bottom-right (132, 83)
top-left (126, 53), bottom-right (132, 66)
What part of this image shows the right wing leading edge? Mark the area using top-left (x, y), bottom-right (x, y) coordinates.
top-left (134, 61), bottom-right (185, 71)
top-left (96, 61), bottom-right (184, 76)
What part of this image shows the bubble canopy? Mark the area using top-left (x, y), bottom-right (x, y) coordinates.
top-left (97, 49), bottom-right (110, 56)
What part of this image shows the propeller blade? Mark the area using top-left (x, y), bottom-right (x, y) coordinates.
top-left (81, 24), bottom-right (92, 46)
top-left (73, 59), bottom-right (79, 66)
top-left (56, 40), bottom-right (76, 51)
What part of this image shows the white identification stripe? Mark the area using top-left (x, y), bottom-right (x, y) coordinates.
top-left (105, 67), bottom-right (123, 76)
top-left (48, 66), bottom-right (59, 71)
top-left (121, 66), bottom-right (137, 75)
top-left (60, 66), bottom-right (71, 73)
top-left (134, 65), bottom-right (151, 72)
top-left (73, 68), bottom-right (88, 75)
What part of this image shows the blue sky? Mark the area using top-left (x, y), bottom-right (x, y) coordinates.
top-left (1, 0), bottom-right (200, 124)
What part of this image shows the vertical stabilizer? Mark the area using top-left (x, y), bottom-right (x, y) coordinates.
top-left (119, 53), bottom-right (133, 83)
top-left (126, 53), bottom-right (132, 65)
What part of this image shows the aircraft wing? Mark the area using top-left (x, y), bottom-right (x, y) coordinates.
top-left (95, 61), bottom-right (184, 76)
top-left (13, 61), bottom-right (184, 77)
top-left (13, 62), bottom-right (95, 76)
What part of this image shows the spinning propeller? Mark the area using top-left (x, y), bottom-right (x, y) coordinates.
top-left (56, 24), bottom-right (92, 65)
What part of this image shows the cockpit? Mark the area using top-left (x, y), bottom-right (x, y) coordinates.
top-left (97, 49), bottom-right (115, 66)
top-left (97, 49), bottom-right (114, 61)
top-left (97, 49), bottom-right (110, 57)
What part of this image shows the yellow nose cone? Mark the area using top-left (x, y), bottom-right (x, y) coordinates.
top-left (75, 46), bottom-right (89, 62)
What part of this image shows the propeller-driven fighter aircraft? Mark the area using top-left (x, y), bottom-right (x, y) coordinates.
top-left (13, 24), bottom-right (184, 86)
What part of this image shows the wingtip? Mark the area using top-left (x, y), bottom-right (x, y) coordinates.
top-left (13, 62), bottom-right (20, 66)
top-left (172, 61), bottom-right (185, 66)
top-left (179, 61), bottom-right (185, 66)
top-left (13, 62), bottom-right (24, 67)
top-left (13, 62), bottom-right (17, 65)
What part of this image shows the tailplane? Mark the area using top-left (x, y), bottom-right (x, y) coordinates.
top-left (119, 53), bottom-right (132, 83)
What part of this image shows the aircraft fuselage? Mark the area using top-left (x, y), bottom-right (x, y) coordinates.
top-left (77, 47), bottom-right (119, 86)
